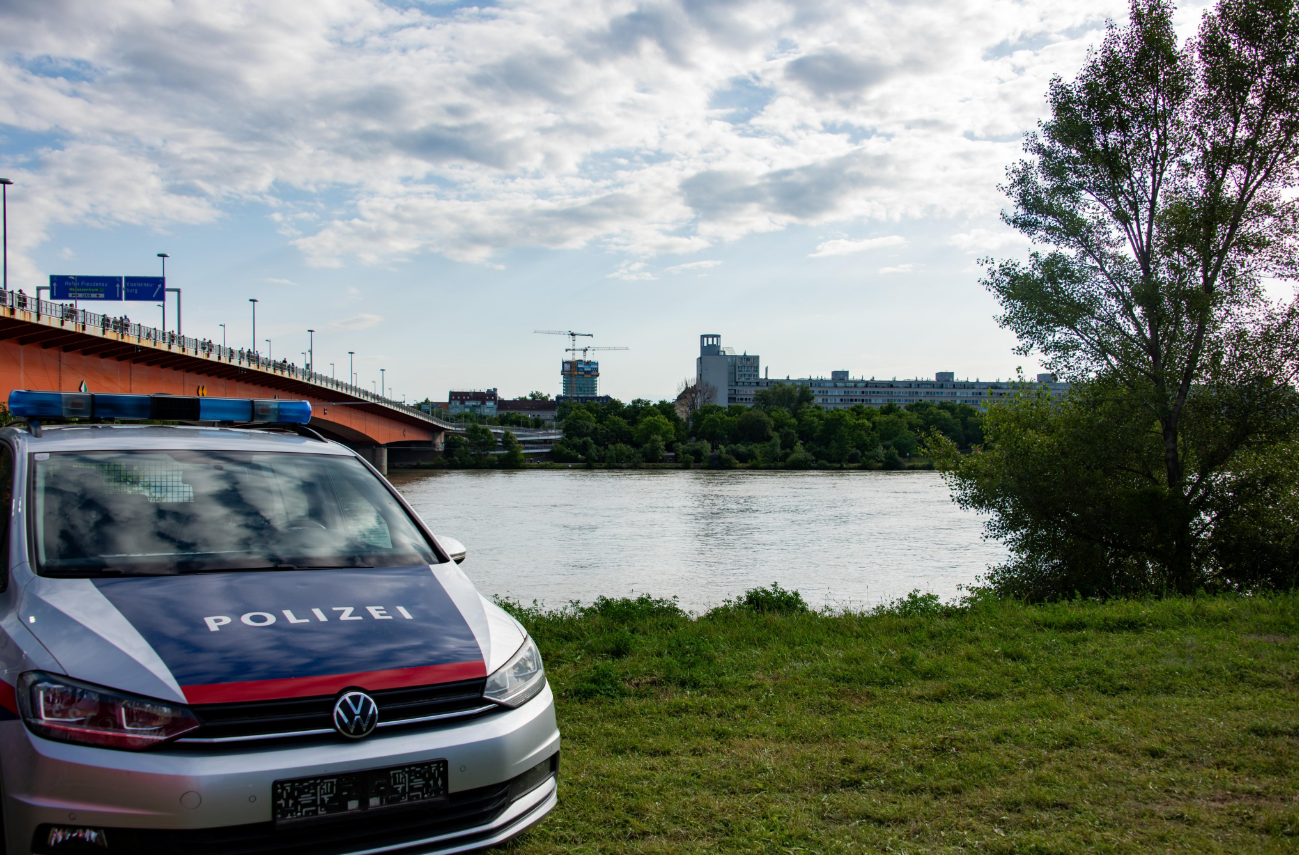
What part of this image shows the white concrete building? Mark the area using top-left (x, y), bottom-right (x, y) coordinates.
top-left (695, 334), bottom-right (1067, 411)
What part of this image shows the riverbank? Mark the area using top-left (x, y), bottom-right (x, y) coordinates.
top-left (503, 592), bottom-right (1298, 853)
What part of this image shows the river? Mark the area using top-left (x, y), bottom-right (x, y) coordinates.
top-left (388, 469), bottom-right (1006, 614)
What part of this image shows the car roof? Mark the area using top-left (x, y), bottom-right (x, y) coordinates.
top-left (0, 423), bottom-right (354, 455)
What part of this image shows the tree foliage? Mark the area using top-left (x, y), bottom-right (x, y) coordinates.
top-left (553, 392), bottom-right (982, 469)
top-left (940, 0), bottom-right (1299, 599)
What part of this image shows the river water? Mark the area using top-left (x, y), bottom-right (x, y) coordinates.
top-left (388, 469), bottom-right (1006, 614)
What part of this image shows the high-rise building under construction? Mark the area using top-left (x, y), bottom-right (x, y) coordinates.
top-left (561, 360), bottom-right (599, 397)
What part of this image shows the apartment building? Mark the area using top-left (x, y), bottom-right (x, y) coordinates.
top-left (695, 334), bottom-right (1067, 411)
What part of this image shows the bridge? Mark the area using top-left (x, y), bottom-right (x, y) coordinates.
top-left (0, 290), bottom-right (464, 473)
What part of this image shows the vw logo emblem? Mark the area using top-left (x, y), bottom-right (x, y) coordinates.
top-left (333, 691), bottom-right (379, 739)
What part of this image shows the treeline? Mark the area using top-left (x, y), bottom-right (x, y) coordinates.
top-left (441, 425), bottom-right (526, 468)
top-left (549, 383), bottom-right (983, 469)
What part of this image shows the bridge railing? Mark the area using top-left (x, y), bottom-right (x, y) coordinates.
top-left (0, 290), bottom-right (458, 430)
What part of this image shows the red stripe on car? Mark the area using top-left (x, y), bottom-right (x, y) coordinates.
top-left (183, 661), bottom-right (487, 705)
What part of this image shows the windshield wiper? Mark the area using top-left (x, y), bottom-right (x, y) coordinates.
top-left (42, 567), bottom-right (179, 578)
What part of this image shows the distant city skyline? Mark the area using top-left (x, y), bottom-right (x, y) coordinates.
top-left (1, 0), bottom-right (1245, 403)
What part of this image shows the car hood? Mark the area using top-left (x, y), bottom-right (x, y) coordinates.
top-left (19, 565), bottom-right (524, 706)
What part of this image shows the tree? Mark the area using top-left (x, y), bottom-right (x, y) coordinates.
top-left (734, 409), bottom-right (775, 443)
top-left (642, 435), bottom-right (666, 463)
top-left (943, 0), bottom-right (1299, 598)
top-left (675, 378), bottom-right (717, 420)
top-left (633, 413), bottom-right (675, 446)
top-left (443, 433), bottom-right (472, 467)
top-left (465, 424), bottom-right (497, 462)
top-left (499, 430), bottom-right (525, 468)
top-left (754, 383), bottom-right (814, 414)
top-left (525, 391), bottom-right (551, 401)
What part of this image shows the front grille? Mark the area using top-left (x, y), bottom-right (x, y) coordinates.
top-left (183, 679), bottom-right (491, 743)
top-left (33, 753), bottom-right (559, 855)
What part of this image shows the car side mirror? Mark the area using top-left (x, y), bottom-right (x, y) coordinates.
top-left (439, 536), bottom-right (467, 564)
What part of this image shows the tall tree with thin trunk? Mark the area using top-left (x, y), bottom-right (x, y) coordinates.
top-left (943, 0), bottom-right (1299, 597)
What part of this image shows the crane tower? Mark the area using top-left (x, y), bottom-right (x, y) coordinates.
top-left (534, 330), bottom-right (629, 398)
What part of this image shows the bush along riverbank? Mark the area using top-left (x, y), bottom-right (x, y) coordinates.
top-left (499, 588), bottom-right (1298, 853)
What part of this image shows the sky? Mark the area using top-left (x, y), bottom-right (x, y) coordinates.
top-left (0, 0), bottom-right (1221, 402)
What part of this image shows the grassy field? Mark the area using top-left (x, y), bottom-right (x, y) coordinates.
top-left (499, 591), bottom-right (1299, 854)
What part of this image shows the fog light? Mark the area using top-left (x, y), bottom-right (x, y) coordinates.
top-left (45, 826), bottom-right (108, 851)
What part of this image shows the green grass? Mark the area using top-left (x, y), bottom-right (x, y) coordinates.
top-left (498, 592), bottom-right (1299, 854)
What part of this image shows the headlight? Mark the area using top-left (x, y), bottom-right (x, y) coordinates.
top-left (483, 636), bottom-right (547, 708)
top-left (18, 672), bottom-right (200, 750)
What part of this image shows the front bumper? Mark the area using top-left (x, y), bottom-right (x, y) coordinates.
top-left (1, 685), bottom-right (559, 855)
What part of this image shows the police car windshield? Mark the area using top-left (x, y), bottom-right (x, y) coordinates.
top-left (31, 450), bottom-right (438, 575)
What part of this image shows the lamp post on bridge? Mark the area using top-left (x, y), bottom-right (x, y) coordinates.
top-left (1, 177), bottom-right (13, 292)
top-left (330, 362), bottom-right (335, 380)
top-left (348, 351), bottom-right (354, 388)
top-left (219, 323), bottom-right (226, 348)
top-left (307, 329), bottom-right (314, 374)
top-left (380, 368), bottom-right (385, 401)
top-left (249, 299), bottom-right (258, 350)
top-left (265, 339), bottom-right (272, 360)
top-left (157, 254), bottom-right (169, 333)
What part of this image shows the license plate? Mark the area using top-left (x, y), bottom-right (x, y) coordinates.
top-left (273, 760), bottom-right (448, 823)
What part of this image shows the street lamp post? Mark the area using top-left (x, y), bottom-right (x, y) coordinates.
top-left (380, 368), bottom-right (385, 400)
top-left (330, 362), bottom-right (335, 380)
top-left (249, 299), bottom-right (258, 350)
top-left (307, 329), bottom-right (314, 374)
top-left (219, 323), bottom-right (226, 348)
top-left (1, 178), bottom-right (12, 292)
top-left (348, 351), bottom-right (354, 388)
top-left (265, 339), bottom-right (272, 360)
top-left (157, 254), bottom-right (169, 333)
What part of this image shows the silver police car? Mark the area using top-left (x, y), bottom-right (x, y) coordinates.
top-left (0, 391), bottom-right (559, 855)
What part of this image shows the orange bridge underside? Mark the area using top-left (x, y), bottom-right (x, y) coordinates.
top-left (0, 311), bottom-right (438, 448)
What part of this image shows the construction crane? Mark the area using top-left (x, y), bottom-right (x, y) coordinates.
top-left (534, 330), bottom-right (628, 398)
top-left (569, 345), bottom-right (630, 359)
top-left (534, 330), bottom-right (593, 352)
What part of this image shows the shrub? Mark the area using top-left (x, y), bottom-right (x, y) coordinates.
top-left (723, 582), bottom-right (809, 615)
top-left (874, 589), bottom-right (947, 617)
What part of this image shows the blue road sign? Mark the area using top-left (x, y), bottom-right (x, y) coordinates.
top-left (123, 276), bottom-right (165, 301)
top-left (50, 275), bottom-right (123, 301)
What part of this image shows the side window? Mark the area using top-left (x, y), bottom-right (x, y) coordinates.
top-left (0, 444), bottom-right (12, 588)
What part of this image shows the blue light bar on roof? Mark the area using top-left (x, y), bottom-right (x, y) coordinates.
top-left (6, 391), bottom-right (312, 425)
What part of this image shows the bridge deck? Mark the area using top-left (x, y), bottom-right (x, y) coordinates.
top-left (0, 291), bottom-right (460, 447)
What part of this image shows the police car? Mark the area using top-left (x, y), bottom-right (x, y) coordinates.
top-left (0, 391), bottom-right (559, 855)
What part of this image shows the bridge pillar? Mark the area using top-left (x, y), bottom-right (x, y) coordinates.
top-left (357, 445), bottom-right (388, 475)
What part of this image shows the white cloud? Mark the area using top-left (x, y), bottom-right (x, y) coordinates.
top-left (809, 236), bottom-right (906, 258)
top-left (879, 264), bottom-right (915, 274)
top-left (0, 0), bottom-right (1128, 278)
top-left (948, 228), bottom-right (1032, 253)
top-left (607, 261), bottom-right (657, 281)
top-left (59, 247), bottom-right (74, 260)
top-left (666, 260), bottom-right (722, 273)
top-left (329, 313), bottom-right (383, 331)
top-left (263, 277), bottom-right (297, 285)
